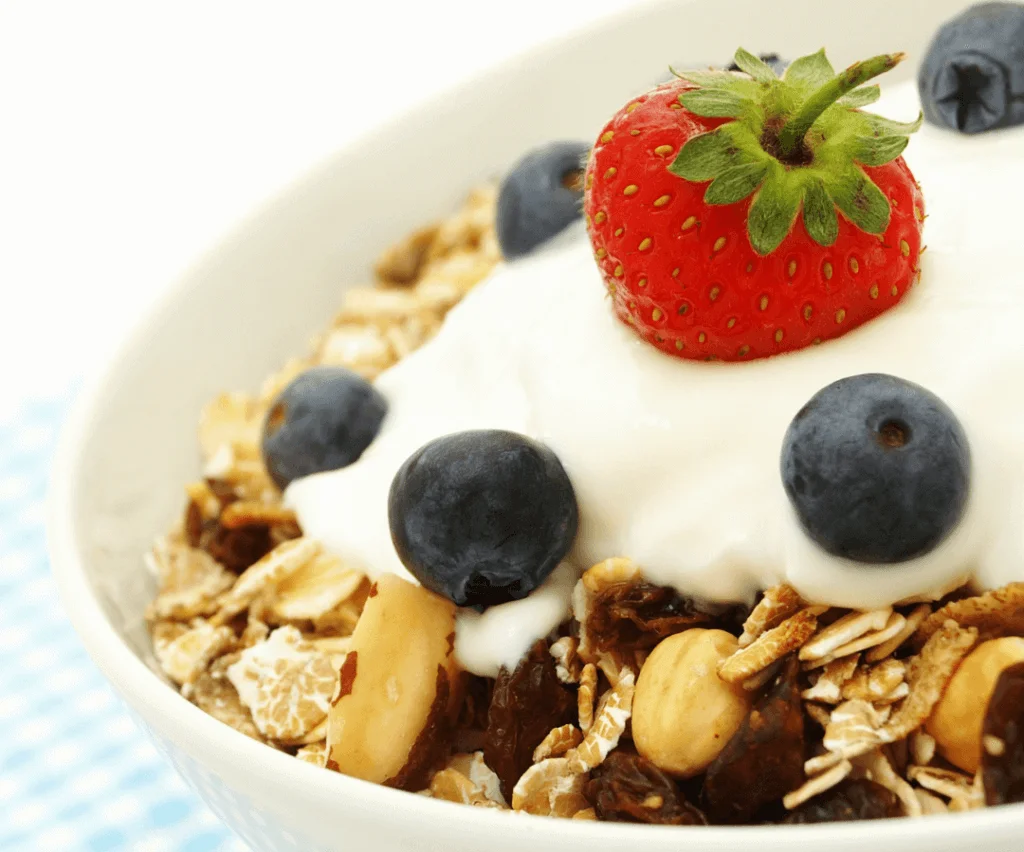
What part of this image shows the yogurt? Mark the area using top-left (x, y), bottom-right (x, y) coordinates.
top-left (288, 82), bottom-right (1024, 675)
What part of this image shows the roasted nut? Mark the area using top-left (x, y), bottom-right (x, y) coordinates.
top-left (632, 629), bottom-right (752, 778)
top-left (326, 575), bottom-right (460, 787)
top-left (926, 637), bottom-right (1024, 772)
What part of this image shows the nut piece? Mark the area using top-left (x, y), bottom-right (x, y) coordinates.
top-left (326, 575), bottom-right (459, 786)
top-left (632, 629), bottom-right (752, 778)
top-left (926, 637), bottom-right (1024, 773)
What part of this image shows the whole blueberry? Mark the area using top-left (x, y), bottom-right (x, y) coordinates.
top-left (261, 366), bottom-right (387, 490)
top-left (388, 430), bottom-right (579, 608)
top-left (496, 141), bottom-right (590, 259)
top-left (781, 374), bottom-right (971, 564)
top-left (919, 2), bottom-right (1024, 134)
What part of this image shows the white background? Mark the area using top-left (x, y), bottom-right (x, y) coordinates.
top-left (0, 0), bottom-right (644, 415)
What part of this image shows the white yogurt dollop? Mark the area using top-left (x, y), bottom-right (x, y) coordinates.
top-left (288, 82), bottom-right (1024, 675)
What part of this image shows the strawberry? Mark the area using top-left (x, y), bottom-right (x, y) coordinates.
top-left (584, 48), bottom-right (925, 361)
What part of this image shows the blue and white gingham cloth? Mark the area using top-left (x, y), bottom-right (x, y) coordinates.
top-left (0, 396), bottom-right (248, 852)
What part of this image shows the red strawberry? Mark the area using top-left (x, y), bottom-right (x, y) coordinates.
top-left (584, 48), bottom-right (925, 361)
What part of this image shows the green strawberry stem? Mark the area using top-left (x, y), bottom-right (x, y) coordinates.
top-left (669, 47), bottom-right (922, 255)
top-left (776, 52), bottom-right (906, 159)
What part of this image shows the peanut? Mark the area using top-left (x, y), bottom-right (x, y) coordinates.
top-left (326, 574), bottom-right (460, 785)
top-left (926, 636), bottom-right (1024, 773)
top-left (632, 629), bottom-right (752, 778)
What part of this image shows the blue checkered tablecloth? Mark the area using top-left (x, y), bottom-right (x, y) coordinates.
top-left (0, 396), bottom-right (248, 852)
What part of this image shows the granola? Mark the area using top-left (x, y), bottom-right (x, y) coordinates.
top-left (145, 181), bottom-right (1024, 829)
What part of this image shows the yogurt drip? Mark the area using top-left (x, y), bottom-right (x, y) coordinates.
top-left (288, 82), bottom-right (1024, 676)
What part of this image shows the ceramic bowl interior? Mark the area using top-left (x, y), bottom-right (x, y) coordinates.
top-left (51, 0), bottom-right (1024, 849)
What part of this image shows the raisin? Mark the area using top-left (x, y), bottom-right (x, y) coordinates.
top-left (587, 580), bottom-right (745, 656)
top-left (702, 656), bottom-right (805, 824)
top-left (484, 641), bottom-right (576, 800)
top-left (452, 676), bottom-right (494, 754)
top-left (202, 523), bottom-right (274, 574)
top-left (783, 780), bottom-right (902, 823)
top-left (587, 750), bottom-right (707, 825)
top-left (982, 661), bottom-right (1024, 806)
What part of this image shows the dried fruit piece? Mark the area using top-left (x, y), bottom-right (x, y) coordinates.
top-left (485, 641), bottom-right (576, 800)
top-left (981, 660), bottom-right (1024, 806)
top-left (575, 559), bottom-right (737, 662)
top-left (586, 751), bottom-right (706, 825)
top-left (326, 575), bottom-right (460, 789)
top-left (703, 657), bottom-right (805, 824)
top-left (783, 779), bottom-right (901, 823)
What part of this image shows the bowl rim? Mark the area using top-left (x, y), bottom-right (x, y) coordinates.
top-left (47, 0), bottom-right (1024, 843)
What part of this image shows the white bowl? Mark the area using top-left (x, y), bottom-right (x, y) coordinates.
top-left (50, 0), bottom-right (1024, 849)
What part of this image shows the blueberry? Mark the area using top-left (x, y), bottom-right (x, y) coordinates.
top-left (496, 141), bottom-right (590, 259)
top-left (727, 52), bottom-right (788, 76)
top-left (919, 2), bottom-right (1024, 134)
top-left (388, 430), bottom-right (579, 608)
top-left (780, 374), bottom-right (970, 563)
top-left (261, 366), bottom-right (387, 490)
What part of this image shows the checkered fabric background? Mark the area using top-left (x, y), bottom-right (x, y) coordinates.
top-left (0, 395), bottom-right (248, 851)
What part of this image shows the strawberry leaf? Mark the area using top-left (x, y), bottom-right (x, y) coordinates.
top-left (669, 126), bottom-right (754, 181)
top-left (802, 180), bottom-right (839, 246)
top-left (838, 85), bottom-right (881, 108)
top-left (677, 69), bottom-right (742, 88)
top-left (679, 88), bottom-right (749, 118)
top-left (863, 111), bottom-right (924, 137)
top-left (825, 166), bottom-right (891, 234)
top-left (747, 165), bottom-right (803, 255)
top-left (705, 162), bottom-right (770, 205)
top-left (783, 49), bottom-right (836, 90)
top-left (732, 47), bottom-right (778, 83)
top-left (852, 133), bottom-right (909, 166)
